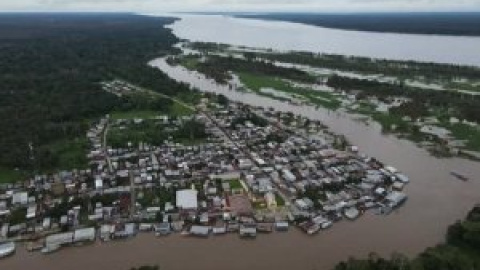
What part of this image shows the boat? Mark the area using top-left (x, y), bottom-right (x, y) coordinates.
top-left (451, 171), bottom-right (469, 181)
top-left (320, 221), bottom-right (333, 229)
top-left (344, 207), bottom-right (360, 220)
top-left (0, 242), bottom-right (15, 259)
top-left (239, 225), bottom-right (257, 238)
top-left (306, 224), bottom-right (321, 235)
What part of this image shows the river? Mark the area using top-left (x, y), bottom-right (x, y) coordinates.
top-left (2, 16), bottom-right (480, 270)
top-left (165, 14), bottom-right (480, 67)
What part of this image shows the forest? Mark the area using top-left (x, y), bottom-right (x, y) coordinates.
top-left (235, 12), bottom-right (480, 36)
top-left (0, 14), bottom-right (196, 174)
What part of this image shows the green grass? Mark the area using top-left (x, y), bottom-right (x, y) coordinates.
top-left (111, 110), bottom-right (161, 120)
top-left (443, 123), bottom-right (480, 151)
top-left (111, 104), bottom-right (193, 121)
top-left (179, 56), bottom-right (200, 70)
top-left (0, 167), bottom-right (26, 184)
top-left (253, 201), bottom-right (267, 210)
top-left (170, 102), bottom-right (194, 116)
top-left (46, 138), bottom-right (89, 170)
top-left (238, 72), bottom-right (340, 110)
top-left (372, 113), bottom-right (409, 132)
top-left (229, 179), bottom-right (244, 190)
top-left (275, 193), bottom-right (285, 206)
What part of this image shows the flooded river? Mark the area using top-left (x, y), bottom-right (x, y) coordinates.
top-left (166, 15), bottom-right (480, 67)
top-left (2, 57), bottom-right (479, 270)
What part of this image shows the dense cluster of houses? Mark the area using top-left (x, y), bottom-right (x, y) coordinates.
top-left (0, 100), bottom-right (409, 258)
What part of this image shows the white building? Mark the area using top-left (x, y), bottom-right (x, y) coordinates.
top-left (176, 189), bottom-right (198, 210)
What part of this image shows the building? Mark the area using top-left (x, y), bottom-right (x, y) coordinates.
top-left (73, 228), bottom-right (96, 243)
top-left (190, 225), bottom-right (209, 237)
top-left (45, 232), bottom-right (74, 248)
top-left (154, 223), bottom-right (171, 235)
top-left (176, 189), bottom-right (198, 210)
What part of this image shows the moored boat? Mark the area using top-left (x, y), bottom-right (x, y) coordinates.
top-left (0, 241), bottom-right (15, 259)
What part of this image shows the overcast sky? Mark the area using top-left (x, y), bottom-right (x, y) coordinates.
top-left (1, 0), bottom-right (480, 12)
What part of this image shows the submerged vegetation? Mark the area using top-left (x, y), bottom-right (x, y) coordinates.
top-left (169, 53), bottom-right (316, 84)
top-left (176, 42), bottom-right (480, 155)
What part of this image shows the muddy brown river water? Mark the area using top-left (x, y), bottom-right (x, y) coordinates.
top-left (1, 57), bottom-right (479, 270)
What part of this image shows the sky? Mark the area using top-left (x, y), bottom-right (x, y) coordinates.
top-left (1, 0), bottom-right (480, 13)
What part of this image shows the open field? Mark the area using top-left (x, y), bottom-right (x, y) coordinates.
top-left (0, 167), bottom-right (25, 183)
top-left (45, 138), bottom-right (89, 171)
top-left (111, 110), bottom-right (162, 120)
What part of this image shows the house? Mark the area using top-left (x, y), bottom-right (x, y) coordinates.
top-left (73, 228), bottom-right (96, 243)
top-left (154, 223), bottom-right (171, 235)
top-left (282, 169), bottom-right (296, 182)
top-left (114, 223), bottom-right (137, 238)
top-left (239, 225), bottom-right (256, 238)
top-left (275, 221), bottom-right (289, 231)
top-left (190, 225), bottom-right (209, 237)
top-left (237, 159), bottom-right (253, 170)
top-left (258, 178), bottom-right (273, 193)
top-left (26, 204), bottom-right (37, 219)
top-left (45, 232), bottom-right (74, 248)
top-left (139, 223), bottom-right (153, 232)
top-left (95, 176), bottom-right (103, 190)
top-left (100, 224), bottom-right (114, 241)
top-left (11, 192), bottom-right (28, 205)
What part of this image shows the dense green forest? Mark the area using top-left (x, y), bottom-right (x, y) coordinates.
top-left (0, 14), bottom-right (196, 174)
top-left (235, 12), bottom-right (480, 36)
top-left (334, 205), bottom-right (480, 270)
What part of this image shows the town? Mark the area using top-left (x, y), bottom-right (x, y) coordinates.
top-left (0, 85), bottom-right (409, 258)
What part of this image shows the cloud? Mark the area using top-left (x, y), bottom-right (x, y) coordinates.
top-left (1, 0), bottom-right (480, 12)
